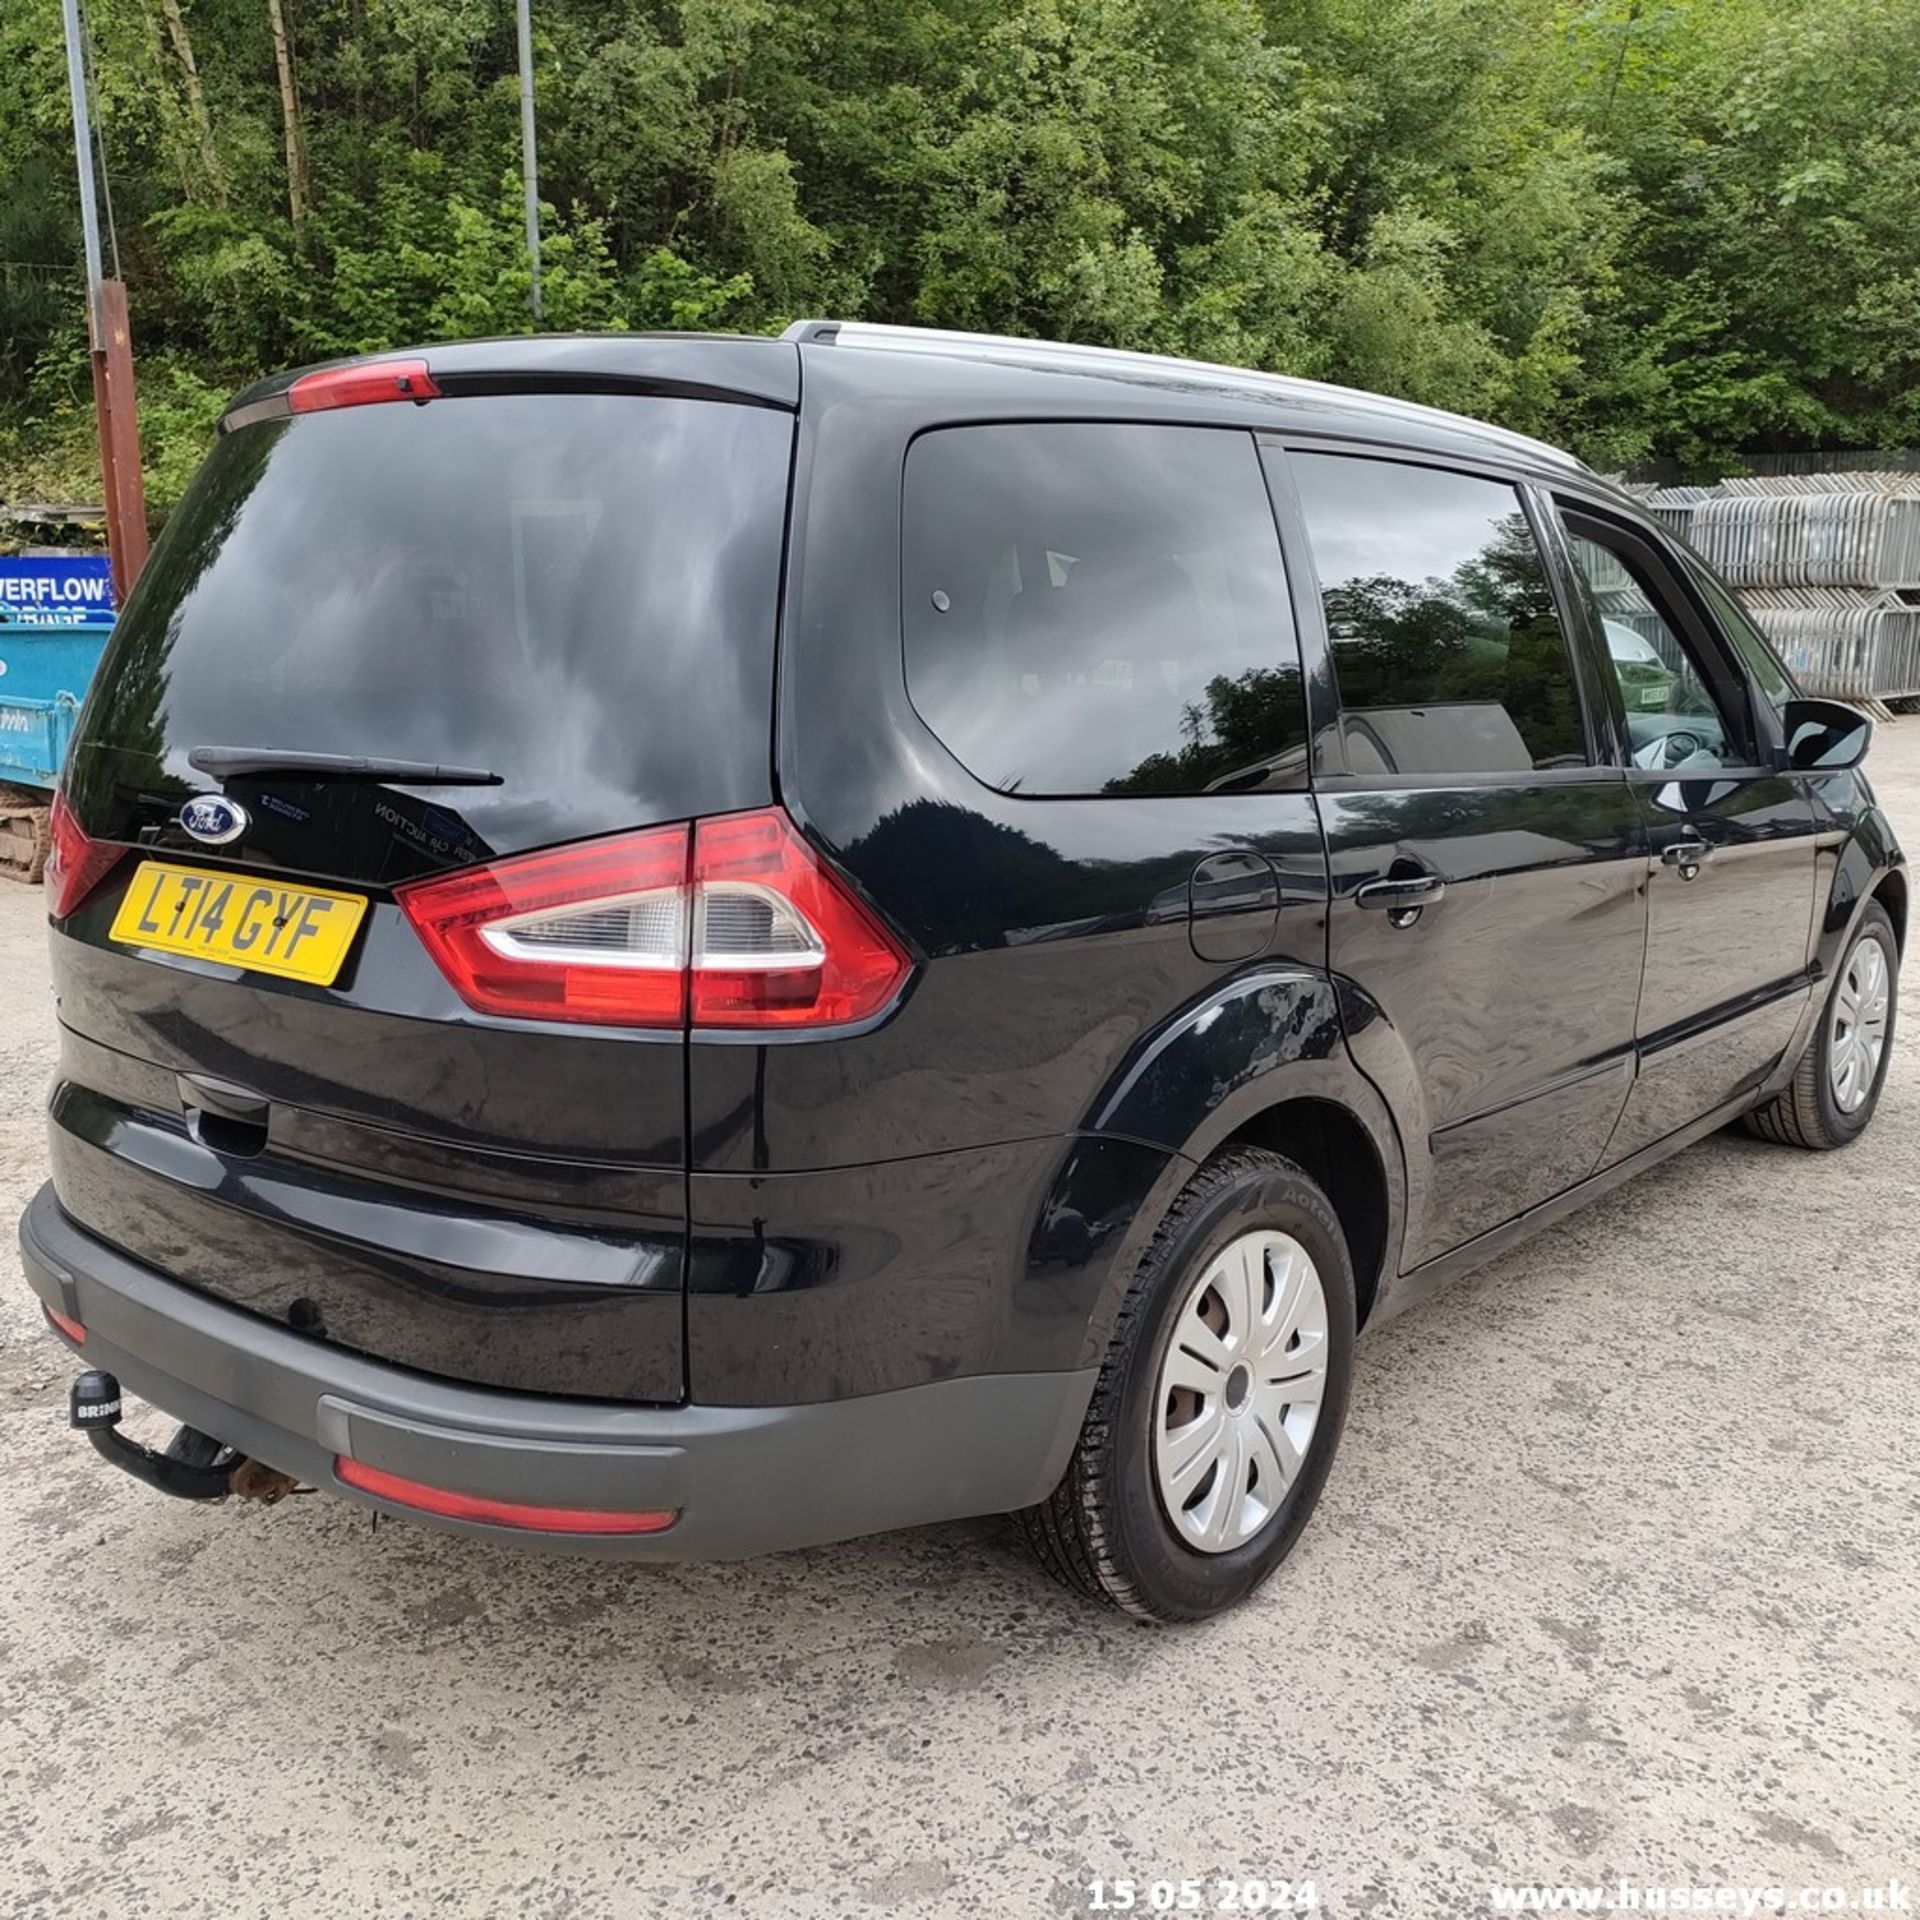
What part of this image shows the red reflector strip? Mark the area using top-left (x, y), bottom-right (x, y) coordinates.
top-left (288, 357), bottom-right (441, 414)
top-left (43, 1304), bottom-right (85, 1346)
top-left (334, 1457), bottom-right (677, 1536)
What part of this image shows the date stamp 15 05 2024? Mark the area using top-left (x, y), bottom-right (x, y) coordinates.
top-left (1084, 1879), bottom-right (1319, 1913)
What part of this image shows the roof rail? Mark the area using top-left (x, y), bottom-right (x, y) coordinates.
top-left (779, 319), bottom-right (1581, 471)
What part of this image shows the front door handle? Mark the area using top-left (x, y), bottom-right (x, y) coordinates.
top-left (1355, 873), bottom-right (1446, 926)
top-left (1660, 838), bottom-right (1712, 872)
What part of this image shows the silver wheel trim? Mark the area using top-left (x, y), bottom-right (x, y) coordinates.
top-left (1152, 1229), bottom-right (1329, 1556)
top-left (1829, 933), bottom-right (1892, 1115)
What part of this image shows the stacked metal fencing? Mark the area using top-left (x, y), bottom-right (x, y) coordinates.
top-left (1635, 474), bottom-right (1920, 703)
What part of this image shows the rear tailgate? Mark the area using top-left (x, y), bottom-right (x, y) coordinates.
top-left (48, 345), bottom-right (798, 1403)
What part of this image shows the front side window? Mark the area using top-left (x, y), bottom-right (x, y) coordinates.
top-left (903, 424), bottom-right (1306, 797)
top-left (1560, 518), bottom-right (1753, 772)
top-left (1290, 453), bottom-right (1589, 777)
top-left (1688, 565), bottom-right (1795, 711)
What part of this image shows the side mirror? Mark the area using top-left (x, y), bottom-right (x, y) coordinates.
top-left (1782, 697), bottom-right (1872, 773)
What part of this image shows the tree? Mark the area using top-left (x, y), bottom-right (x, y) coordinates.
top-left (4, 0), bottom-right (1918, 513)
top-left (265, 0), bottom-right (309, 229)
top-left (155, 0), bottom-right (227, 206)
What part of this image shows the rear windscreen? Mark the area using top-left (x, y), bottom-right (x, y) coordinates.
top-left (70, 391), bottom-right (793, 875)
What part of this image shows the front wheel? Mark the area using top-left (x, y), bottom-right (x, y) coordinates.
top-left (1746, 899), bottom-right (1899, 1150)
top-left (1022, 1148), bottom-right (1356, 1622)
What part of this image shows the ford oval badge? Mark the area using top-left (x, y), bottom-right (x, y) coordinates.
top-left (179, 794), bottom-right (249, 846)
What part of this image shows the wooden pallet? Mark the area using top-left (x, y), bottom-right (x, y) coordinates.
top-left (0, 785), bottom-right (52, 884)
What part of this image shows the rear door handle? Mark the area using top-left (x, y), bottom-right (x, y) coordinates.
top-left (1660, 839), bottom-right (1712, 869)
top-left (1356, 873), bottom-right (1447, 913)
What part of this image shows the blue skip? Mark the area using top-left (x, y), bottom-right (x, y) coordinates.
top-left (0, 554), bottom-right (117, 792)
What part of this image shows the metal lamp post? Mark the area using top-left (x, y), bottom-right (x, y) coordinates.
top-left (59, 0), bottom-right (148, 599)
top-left (516, 0), bottom-right (542, 324)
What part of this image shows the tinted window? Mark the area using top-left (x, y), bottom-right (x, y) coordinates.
top-left (1292, 454), bottom-right (1588, 776)
top-left (1689, 565), bottom-right (1794, 709)
top-left (903, 425), bottom-right (1305, 797)
top-left (1561, 520), bottom-right (1752, 771)
top-left (71, 394), bottom-right (793, 876)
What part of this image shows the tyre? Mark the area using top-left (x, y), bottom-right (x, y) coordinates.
top-left (1746, 899), bottom-right (1899, 1151)
top-left (1022, 1147), bottom-right (1356, 1622)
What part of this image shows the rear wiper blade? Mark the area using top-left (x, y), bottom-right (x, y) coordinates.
top-left (187, 746), bottom-right (503, 785)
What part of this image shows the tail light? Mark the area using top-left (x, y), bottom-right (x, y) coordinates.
top-left (397, 807), bottom-right (910, 1031)
top-left (398, 823), bottom-right (692, 1027)
top-left (45, 791), bottom-right (124, 920)
top-left (689, 809), bottom-right (911, 1028)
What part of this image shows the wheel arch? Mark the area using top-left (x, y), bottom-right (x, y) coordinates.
top-left (1872, 864), bottom-right (1907, 952)
top-left (1816, 805), bottom-right (1904, 967)
top-left (1075, 967), bottom-right (1410, 1357)
top-left (1215, 1098), bottom-right (1392, 1328)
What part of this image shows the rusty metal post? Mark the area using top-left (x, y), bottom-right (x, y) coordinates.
top-left (62, 0), bottom-right (149, 599)
top-left (89, 283), bottom-right (148, 599)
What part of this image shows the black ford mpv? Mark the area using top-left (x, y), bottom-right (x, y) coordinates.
top-left (21, 323), bottom-right (1904, 1621)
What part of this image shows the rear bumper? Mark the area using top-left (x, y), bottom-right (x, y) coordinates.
top-left (18, 1185), bottom-right (1094, 1560)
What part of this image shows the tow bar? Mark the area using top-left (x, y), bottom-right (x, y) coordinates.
top-left (68, 1370), bottom-right (300, 1504)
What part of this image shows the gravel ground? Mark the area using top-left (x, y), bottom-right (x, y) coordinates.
top-left (3, 727), bottom-right (1917, 1920)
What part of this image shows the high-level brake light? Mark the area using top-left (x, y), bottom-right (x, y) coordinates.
top-left (287, 357), bottom-right (441, 414)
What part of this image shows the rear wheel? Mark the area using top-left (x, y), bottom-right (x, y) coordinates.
top-left (1022, 1148), bottom-right (1356, 1622)
top-left (1746, 900), bottom-right (1898, 1150)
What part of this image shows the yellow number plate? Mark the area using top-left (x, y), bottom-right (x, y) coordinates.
top-left (109, 862), bottom-right (369, 986)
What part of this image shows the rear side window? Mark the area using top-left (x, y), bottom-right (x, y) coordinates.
top-left (1291, 453), bottom-right (1589, 777)
top-left (72, 393), bottom-right (793, 868)
top-left (903, 424), bottom-right (1306, 797)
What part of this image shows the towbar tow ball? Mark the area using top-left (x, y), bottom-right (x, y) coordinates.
top-left (67, 1370), bottom-right (239, 1502)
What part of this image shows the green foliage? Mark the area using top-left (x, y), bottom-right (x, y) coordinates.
top-left (312, 173), bottom-right (629, 351)
top-left (0, 330), bottom-right (224, 515)
top-left (2, 0), bottom-right (1917, 505)
top-left (131, 354), bottom-right (228, 511)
